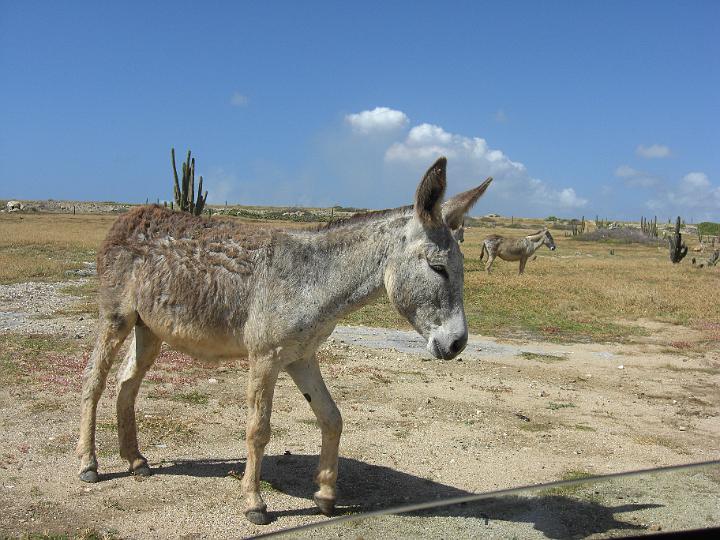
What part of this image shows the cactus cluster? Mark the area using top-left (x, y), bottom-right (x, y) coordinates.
top-left (571, 216), bottom-right (586, 237)
top-left (640, 216), bottom-right (658, 237)
top-left (668, 216), bottom-right (688, 264)
top-left (171, 148), bottom-right (208, 216)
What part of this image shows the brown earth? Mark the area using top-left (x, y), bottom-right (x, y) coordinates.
top-left (0, 281), bottom-right (719, 539)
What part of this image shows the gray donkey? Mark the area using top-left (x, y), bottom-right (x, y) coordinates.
top-left (479, 227), bottom-right (556, 274)
top-left (76, 157), bottom-right (492, 525)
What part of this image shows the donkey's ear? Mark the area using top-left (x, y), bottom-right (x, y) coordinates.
top-left (442, 177), bottom-right (493, 230)
top-left (414, 157), bottom-right (447, 224)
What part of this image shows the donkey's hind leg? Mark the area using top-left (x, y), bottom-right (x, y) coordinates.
top-left (241, 356), bottom-right (280, 525)
top-left (77, 313), bottom-right (135, 482)
top-left (116, 324), bottom-right (162, 476)
top-left (485, 253), bottom-right (496, 273)
top-left (286, 355), bottom-right (342, 517)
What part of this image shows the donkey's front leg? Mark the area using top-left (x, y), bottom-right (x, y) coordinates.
top-left (286, 355), bottom-right (342, 516)
top-left (519, 257), bottom-right (528, 274)
top-left (241, 356), bottom-right (280, 525)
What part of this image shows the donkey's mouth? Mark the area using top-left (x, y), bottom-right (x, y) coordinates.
top-left (550, 246), bottom-right (556, 251)
top-left (427, 339), bottom-right (445, 360)
top-left (427, 338), bottom-right (461, 360)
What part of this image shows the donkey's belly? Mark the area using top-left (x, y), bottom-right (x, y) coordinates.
top-left (138, 308), bottom-right (248, 361)
top-left (162, 331), bottom-right (247, 360)
top-left (498, 252), bottom-right (522, 262)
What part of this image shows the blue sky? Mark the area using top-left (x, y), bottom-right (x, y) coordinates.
top-left (1, 0), bottom-right (718, 220)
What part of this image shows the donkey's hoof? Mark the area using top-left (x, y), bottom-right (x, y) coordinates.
top-left (131, 464), bottom-right (152, 477)
top-left (245, 509), bottom-right (271, 525)
top-left (79, 469), bottom-right (99, 483)
top-left (313, 494), bottom-right (336, 516)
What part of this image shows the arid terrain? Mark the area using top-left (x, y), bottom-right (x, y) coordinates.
top-left (0, 210), bottom-right (718, 539)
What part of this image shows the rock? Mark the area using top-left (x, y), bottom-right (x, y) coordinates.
top-left (6, 200), bottom-right (22, 211)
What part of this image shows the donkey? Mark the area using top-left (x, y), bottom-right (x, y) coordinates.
top-left (76, 157), bottom-right (492, 525)
top-left (479, 227), bottom-right (556, 274)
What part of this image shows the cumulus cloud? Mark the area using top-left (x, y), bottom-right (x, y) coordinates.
top-left (646, 171), bottom-right (720, 219)
top-left (345, 107), bottom-right (409, 134)
top-left (382, 121), bottom-right (587, 210)
top-left (680, 171), bottom-right (710, 190)
top-left (636, 144), bottom-right (670, 159)
top-left (558, 188), bottom-right (587, 208)
top-left (614, 165), bottom-right (659, 188)
top-left (230, 92), bottom-right (248, 107)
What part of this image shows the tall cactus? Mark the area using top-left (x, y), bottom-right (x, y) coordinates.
top-left (171, 148), bottom-right (208, 216)
top-left (668, 216), bottom-right (688, 264)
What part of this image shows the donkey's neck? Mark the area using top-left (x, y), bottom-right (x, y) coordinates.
top-left (276, 212), bottom-right (409, 323)
top-left (525, 232), bottom-right (545, 253)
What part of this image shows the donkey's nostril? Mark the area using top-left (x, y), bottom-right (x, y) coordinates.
top-left (450, 335), bottom-right (468, 356)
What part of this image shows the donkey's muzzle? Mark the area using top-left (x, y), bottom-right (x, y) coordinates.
top-left (427, 328), bottom-right (468, 360)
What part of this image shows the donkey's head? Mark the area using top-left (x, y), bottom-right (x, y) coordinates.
top-left (384, 157), bottom-right (492, 360)
top-left (542, 227), bottom-right (557, 251)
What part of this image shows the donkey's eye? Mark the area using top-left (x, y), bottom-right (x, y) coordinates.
top-left (429, 263), bottom-right (449, 279)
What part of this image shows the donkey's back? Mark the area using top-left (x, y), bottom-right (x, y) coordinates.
top-left (96, 205), bottom-right (275, 359)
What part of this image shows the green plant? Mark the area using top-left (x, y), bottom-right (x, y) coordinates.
top-left (668, 216), bottom-right (688, 263)
top-left (697, 222), bottom-right (720, 236)
top-left (171, 148), bottom-right (208, 216)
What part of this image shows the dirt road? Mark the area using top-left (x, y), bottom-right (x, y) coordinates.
top-left (1, 280), bottom-right (719, 538)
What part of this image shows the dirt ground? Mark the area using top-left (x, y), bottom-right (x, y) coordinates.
top-left (1, 280), bottom-right (719, 539)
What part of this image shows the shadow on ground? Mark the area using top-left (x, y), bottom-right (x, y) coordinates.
top-left (97, 454), bottom-right (663, 539)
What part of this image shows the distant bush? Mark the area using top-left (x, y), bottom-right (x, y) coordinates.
top-left (698, 222), bottom-right (720, 236)
top-left (332, 205), bottom-right (366, 213)
top-left (225, 208), bottom-right (332, 223)
top-left (576, 228), bottom-right (662, 245)
top-left (546, 216), bottom-right (558, 222)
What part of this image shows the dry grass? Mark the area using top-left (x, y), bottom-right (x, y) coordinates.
top-left (0, 213), bottom-right (115, 283)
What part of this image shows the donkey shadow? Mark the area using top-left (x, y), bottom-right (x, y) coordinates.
top-left (139, 454), bottom-right (661, 539)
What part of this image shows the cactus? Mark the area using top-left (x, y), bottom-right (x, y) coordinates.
top-left (171, 148), bottom-right (208, 216)
top-left (640, 216), bottom-right (658, 238)
top-left (668, 216), bottom-right (688, 264)
top-left (570, 216), bottom-right (586, 237)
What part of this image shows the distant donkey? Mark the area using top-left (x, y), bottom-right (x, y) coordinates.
top-left (479, 227), bottom-right (556, 274)
top-left (76, 158), bottom-right (492, 525)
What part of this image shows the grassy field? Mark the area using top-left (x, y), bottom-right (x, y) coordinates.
top-left (1, 211), bottom-right (717, 346)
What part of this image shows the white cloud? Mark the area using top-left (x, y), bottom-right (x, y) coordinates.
top-left (558, 188), bottom-right (588, 208)
top-left (494, 109), bottom-right (508, 123)
top-left (636, 144), bottom-right (670, 159)
top-left (345, 107), bottom-right (409, 134)
top-left (614, 165), bottom-right (659, 188)
top-left (680, 171), bottom-right (710, 190)
top-left (382, 121), bottom-right (587, 210)
top-left (230, 92), bottom-right (248, 107)
top-left (614, 165), bottom-right (638, 178)
top-left (645, 171), bottom-right (720, 219)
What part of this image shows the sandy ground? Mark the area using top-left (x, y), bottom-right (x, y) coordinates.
top-left (0, 281), bottom-right (719, 539)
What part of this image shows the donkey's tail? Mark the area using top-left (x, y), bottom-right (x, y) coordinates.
top-left (479, 242), bottom-right (487, 261)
